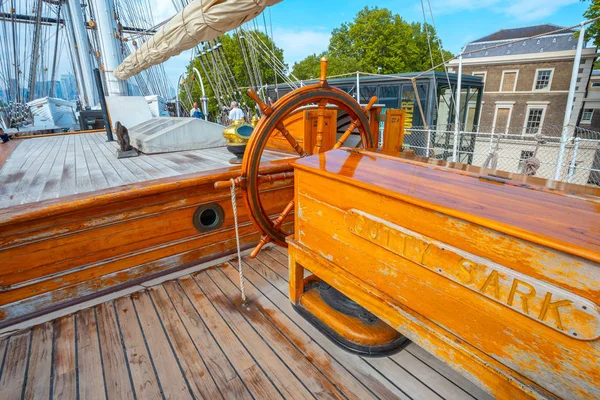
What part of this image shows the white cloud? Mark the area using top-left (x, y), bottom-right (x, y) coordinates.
top-left (272, 27), bottom-right (331, 66)
top-left (429, 0), bottom-right (578, 22)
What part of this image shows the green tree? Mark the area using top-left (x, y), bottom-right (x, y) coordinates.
top-left (292, 7), bottom-right (453, 79)
top-left (582, 0), bottom-right (600, 47)
top-left (181, 30), bottom-right (284, 118)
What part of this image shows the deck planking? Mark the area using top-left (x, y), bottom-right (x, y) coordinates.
top-left (0, 132), bottom-right (289, 209)
top-left (0, 249), bottom-right (493, 400)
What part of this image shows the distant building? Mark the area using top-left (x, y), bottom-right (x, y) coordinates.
top-left (447, 24), bottom-right (598, 136)
top-left (60, 74), bottom-right (78, 101)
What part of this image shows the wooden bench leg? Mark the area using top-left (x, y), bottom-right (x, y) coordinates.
top-left (289, 252), bottom-right (304, 304)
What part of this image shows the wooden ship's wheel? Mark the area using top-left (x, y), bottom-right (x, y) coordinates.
top-left (240, 57), bottom-right (377, 257)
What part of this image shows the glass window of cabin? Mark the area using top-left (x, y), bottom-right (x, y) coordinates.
top-left (400, 83), bottom-right (427, 129)
top-left (582, 108), bottom-right (594, 123)
top-left (534, 69), bottom-right (553, 91)
top-left (359, 85), bottom-right (378, 104)
top-left (435, 85), bottom-right (453, 128)
top-left (378, 85), bottom-right (400, 108)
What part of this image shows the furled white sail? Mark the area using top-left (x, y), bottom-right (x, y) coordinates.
top-left (114, 0), bottom-right (282, 80)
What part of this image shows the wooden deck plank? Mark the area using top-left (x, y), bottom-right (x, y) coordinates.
top-left (193, 272), bottom-right (314, 400)
top-left (162, 280), bottom-right (252, 400)
top-left (131, 291), bottom-right (194, 399)
top-left (149, 285), bottom-right (223, 399)
top-left (73, 135), bottom-right (94, 195)
top-left (80, 134), bottom-right (110, 191)
top-left (82, 133), bottom-right (126, 187)
top-left (38, 136), bottom-right (70, 201)
top-left (96, 302), bottom-right (135, 400)
top-left (23, 322), bottom-right (53, 400)
top-left (52, 315), bottom-right (76, 400)
top-left (207, 267), bottom-right (350, 400)
top-left (0, 331), bottom-right (31, 399)
top-left (252, 248), bottom-right (492, 399)
top-left (75, 308), bottom-right (107, 400)
top-left (114, 297), bottom-right (162, 400)
top-left (4, 137), bottom-right (58, 205)
top-left (87, 133), bottom-right (138, 185)
top-left (237, 257), bottom-right (410, 400)
top-left (58, 135), bottom-right (78, 197)
top-left (18, 136), bottom-right (65, 205)
top-left (128, 153), bottom-right (181, 178)
top-left (177, 276), bottom-right (283, 399)
top-left (215, 264), bottom-right (383, 400)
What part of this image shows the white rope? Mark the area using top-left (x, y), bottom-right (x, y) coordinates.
top-left (230, 178), bottom-right (247, 304)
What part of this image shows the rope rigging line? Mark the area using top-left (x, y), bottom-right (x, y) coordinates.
top-left (229, 178), bottom-right (248, 305)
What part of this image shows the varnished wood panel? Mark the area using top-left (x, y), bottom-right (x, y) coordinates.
top-left (0, 159), bottom-right (293, 327)
top-left (291, 149), bottom-right (600, 399)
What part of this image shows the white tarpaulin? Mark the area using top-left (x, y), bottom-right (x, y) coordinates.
top-left (114, 0), bottom-right (282, 80)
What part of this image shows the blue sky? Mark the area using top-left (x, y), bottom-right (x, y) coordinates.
top-left (156, 0), bottom-right (590, 89)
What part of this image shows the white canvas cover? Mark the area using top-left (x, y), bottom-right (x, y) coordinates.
top-left (114, 0), bottom-right (282, 80)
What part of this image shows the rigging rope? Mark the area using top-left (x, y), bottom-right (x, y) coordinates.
top-left (230, 178), bottom-right (247, 305)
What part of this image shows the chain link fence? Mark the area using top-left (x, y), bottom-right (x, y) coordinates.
top-left (392, 124), bottom-right (600, 187)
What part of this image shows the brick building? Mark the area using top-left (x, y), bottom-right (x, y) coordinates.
top-left (448, 24), bottom-right (597, 136)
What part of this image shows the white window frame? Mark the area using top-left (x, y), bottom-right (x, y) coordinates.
top-left (472, 71), bottom-right (487, 91)
top-left (492, 101), bottom-right (514, 134)
top-left (592, 82), bottom-right (600, 88)
top-left (532, 68), bottom-right (554, 92)
top-left (581, 108), bottom-right (594, 124)
top-left (499, 69), bottom-right (519, 92)
top-left (522, 103), bottom-right (548, 135)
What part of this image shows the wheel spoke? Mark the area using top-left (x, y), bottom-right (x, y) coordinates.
top-left (313, 100), bottom-right (328, 154)
top-left (276, 122), bottom-right (307, 157)
top-left (333, 119), bottom-right (360, 149)
top-left (250, 200), bottom-right (294, 258)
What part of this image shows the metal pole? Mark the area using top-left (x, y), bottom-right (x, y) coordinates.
top-left (452, 51), bottom-right (463, 162)
top-left (67, 0), bottom-right (98, 106)
top-left (426, 129), bottom-right (431, 157)
top-left (555, 22), bottom-right (586, 180)
top-left (356, 71), bottom-right (361, 104)
top-left (176, 73), bottom-right (184, 117)
top-left (90, 0), bottom-right (127, 96)
top-left (192, 67), bottom-right (208, 120)
top-left (93, 68), bottom-right (113, 141)
top-left (567, 137), bottom-right (580, 182)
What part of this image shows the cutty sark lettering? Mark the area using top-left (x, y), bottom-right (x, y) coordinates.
top-left (345, 209), bottom-right (600, 340)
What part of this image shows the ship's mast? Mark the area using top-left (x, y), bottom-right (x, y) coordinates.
top-left (90, 0), bottom-right (127, 96)
top-left (66, 0), bottom-right (98, 106)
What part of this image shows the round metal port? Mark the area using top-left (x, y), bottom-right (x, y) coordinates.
top-left (193, 204), bottom-right (224, 233)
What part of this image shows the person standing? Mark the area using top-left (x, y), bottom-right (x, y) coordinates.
top-left (190, 102), bottom-right (204, 119)
top-left (228, 101), bottom-right (245, 121)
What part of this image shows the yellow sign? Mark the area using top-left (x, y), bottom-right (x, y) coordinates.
top-left (345, 209), bottom-right (600, 340)
top-left (400, 101), bottom-right (414, 132)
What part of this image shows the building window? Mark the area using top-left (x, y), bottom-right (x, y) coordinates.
top-left (582, 108), bottom-right (594, 123)
top-left (500, 70), bottom-right (518, 92)
top-left (592, 82), bottom-right (600, 87)
top-left (525, 107), bottom-right (545, 134)
top-left (472, 72), bottom-right (486, 91)
top-left (518, 150), bottom-right (535, 173)
top-left (533, 69), bottom-right (553, 91)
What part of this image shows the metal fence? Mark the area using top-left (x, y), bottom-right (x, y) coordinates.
top-left (391, 124), bottom-right (600, 187)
